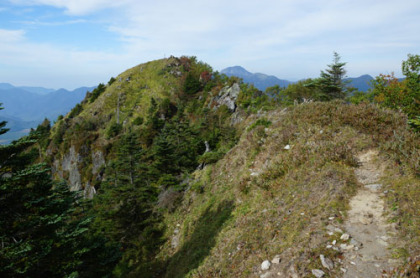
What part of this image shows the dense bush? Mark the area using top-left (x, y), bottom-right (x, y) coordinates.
top-left (183, 72), bottom-right (202, 95)
top-left (372, 55), bottom-right (420, 120)
top-left (68, 103), bottom-right (83, 118)
top-left (198, 151), bottom-right (224, 165)
top-left (132, 116), bottom-right (144, 125)
top-left (107, 122), bottom-right (122, 138)
top-left (89, 83), bottom-right (106, 103)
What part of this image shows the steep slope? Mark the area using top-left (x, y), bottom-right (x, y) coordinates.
top-left (47, 57), bottom-right (184, 193)
top-left (41, 57), bottom-right (419, 277)
top-left (152, 102), bottom-right (419, 277)
top-left (45, 56), bottom-right (258, 197)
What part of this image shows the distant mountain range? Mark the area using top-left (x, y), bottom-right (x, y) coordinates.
top-left (221, 66), bottom-right (374, 92)
top-left (221, 66), bottom-right (291, 90)
top-left (0, 69), bottom-right (376, 144)
top-left (0, 83), bottom-right (94, 144)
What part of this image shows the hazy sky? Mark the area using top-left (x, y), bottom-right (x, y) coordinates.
top-left (1, 0), bottom-right (419, 89)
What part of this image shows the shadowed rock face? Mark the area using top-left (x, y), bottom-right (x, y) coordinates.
top-left (92, 150), bottom-right (105, 175)
top-left (209, 83), bottom-right (240, 112)
top-left (61, 146), bottom-right (82, 191)
top-left (53, 146), bottom-right (105, 196)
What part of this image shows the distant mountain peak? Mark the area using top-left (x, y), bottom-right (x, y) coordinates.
top-left (221, 66), bottom-right (252, 77)
top-left (221, 66), bottom-right (375, 92)
top-left (221, 66), bottom-right (290, 91)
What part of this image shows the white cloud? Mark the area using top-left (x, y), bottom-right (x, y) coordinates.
top-left (17, 19), bottom-right (87, 26)
top-left (0, 29), bottom-right (25, 42)
top-left (9, 0), bottom-right (128, 15)
top-left (0, 28), bottom-right (129, 88)
top-left (3, 0), bottom-right (420, 86)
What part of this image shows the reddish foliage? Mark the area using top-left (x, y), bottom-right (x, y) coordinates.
top-left (200, 71), bottom-right (212, 84)
top-left (179, 56), bottom-right (191, 71)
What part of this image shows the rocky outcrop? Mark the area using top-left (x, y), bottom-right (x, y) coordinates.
top-left (61, 146), bottom-right (82, 191)
top-left (92, 150), bottom-right (105, 175)
top-left (53, 146), bottom-right (105, 195)
top-left (84, 182), bottom-right (96, 199)
top-left (209, 83), bottom-right (240, 112)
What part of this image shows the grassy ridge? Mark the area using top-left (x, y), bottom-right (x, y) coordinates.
top-left (153, 101), bottom-right (419, 277)
top-left (41, 55), bottom-right (418, 276)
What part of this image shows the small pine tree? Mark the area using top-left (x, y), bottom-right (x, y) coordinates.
top-left (317, 52), bottom-right (347, 100)
top-left (183, 72), bottom-right (201, 95)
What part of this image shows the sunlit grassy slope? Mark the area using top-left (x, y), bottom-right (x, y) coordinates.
top-left (151, 102), bottom-right (419, 277)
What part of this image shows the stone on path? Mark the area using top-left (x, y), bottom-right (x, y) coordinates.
top-left (320, 254), bottom-right (334, 270)
top-left (311, 269), bottom-right (325, 278)
top-left (261, 260), bottom-right (271, 270)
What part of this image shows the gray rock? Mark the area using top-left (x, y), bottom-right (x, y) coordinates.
top-left (83, 182), bottom-right (96, 199)
top-left (340, 233), bottom-right (350, 240)
top-left (340, 244), bottom-right (355, 251)
top-left (312, 269), bottom-right (325, 278)
top-left (340, 243), bottom-right (348, 249)
top-left (62, 146), bottom-right (82, 191)
top-left (52, 159), bottom-right (62, 178)
top-left (261, 260), bottom-right (271, 270)
top-left (209, 83), bottom-right (240, 112)
top-left (320, 254), bottom-right (334, 270)
top-left (271, 255), bottom-right (281, 264)
top-left (204, 141), bottom-right (210, 153)
top-left (92, 150), bottom-right (105, 175)
top-left (171, 233), bottom-right (180, 249)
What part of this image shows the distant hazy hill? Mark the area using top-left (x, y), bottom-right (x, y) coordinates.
top-left (344, 74), bottom-right (374, 92)
top-left (221, 66), bottom-right (291, 91)
top-left (221, 67), bottom-right (374, 92)
top-left (0, 82), bottom-right (55, 95)
top-left (0, 84), bottom-right (95, 143)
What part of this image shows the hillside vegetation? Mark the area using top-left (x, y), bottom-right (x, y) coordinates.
top-left (0, 55), bottom-right (419, 277)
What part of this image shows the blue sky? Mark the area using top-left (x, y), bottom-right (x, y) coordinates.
top-left (0, 0), bottom-right (419, 89)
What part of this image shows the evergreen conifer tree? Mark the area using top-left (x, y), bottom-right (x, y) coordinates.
top-left (91, 131), bottom-right (162, 276)
top-left (317, 52), bottom-right (348, 100)
top-left (0, 117), bottom-right (118, 277)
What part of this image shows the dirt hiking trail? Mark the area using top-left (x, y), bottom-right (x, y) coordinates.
top-left (342, 149), bottom-right (399, 277)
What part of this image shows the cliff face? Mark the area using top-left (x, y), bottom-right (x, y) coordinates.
top-left (41, 57), bottom-right (419, 277)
